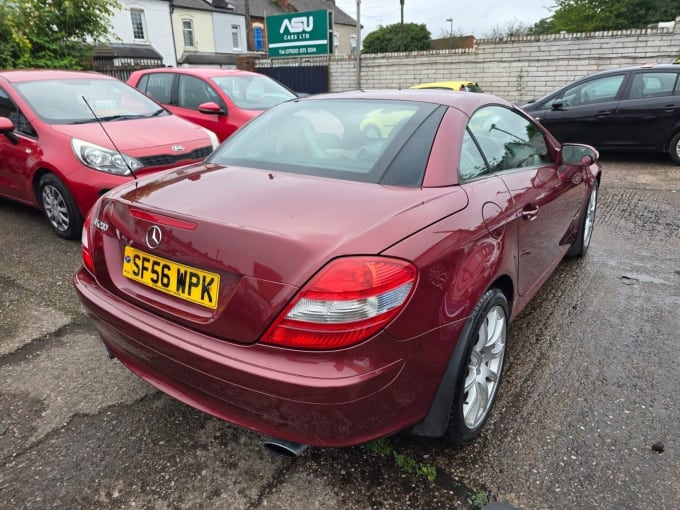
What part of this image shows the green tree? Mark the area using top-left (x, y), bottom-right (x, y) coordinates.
top-left (0, 0), bottom-right (119, 69)
top-left (362, 23), bottom-right (431, 54)
top-left (531, 0), bottom-right (678, 34)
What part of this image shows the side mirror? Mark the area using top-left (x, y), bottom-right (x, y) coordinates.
top-left (198, 101), bottom-right (226, 115)
top-left (551, 99), bottom-right (564, 111)
top-left (561, 143), bottom-right (598, 166)
top-left (0, 117), bottom-right (18, 144)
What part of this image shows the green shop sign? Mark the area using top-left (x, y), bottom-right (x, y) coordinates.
top-left (266, 10), bottom-right (332, 58)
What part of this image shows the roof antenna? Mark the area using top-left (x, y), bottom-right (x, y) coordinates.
top-left (81, 95), bottom-right (138, 181)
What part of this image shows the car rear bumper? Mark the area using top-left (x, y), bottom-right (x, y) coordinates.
top-left (73, 268), bottom-right (463, 447)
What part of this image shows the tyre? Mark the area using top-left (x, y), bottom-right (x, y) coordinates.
top-left (567, 179), bottom-right (598, 257)
top-left (669, 132), bottom-right (680, 166)
top-left (445, 288), bottom-right (509, 445)
top-left (38, 174), bottom-right (83, 240)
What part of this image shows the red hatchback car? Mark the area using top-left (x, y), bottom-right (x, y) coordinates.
top-left (74, 90), bottom-right (600, 453)
top-left (0, 70), bottom-right (218, 239)
top-left (128, 68), bottom-right (297, 142)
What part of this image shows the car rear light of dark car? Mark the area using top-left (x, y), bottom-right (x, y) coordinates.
top-left (262, 256), bottom-right (417, 350)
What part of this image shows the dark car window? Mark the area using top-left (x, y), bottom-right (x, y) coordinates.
top-left (178, 75), bottom-right (224, 110)
top-left (0, 87), bottom-right (37, 137)
top-left (460, 129), bottom-right (489, 180)
top-left (561, 74), bottom-right (625, 107)
top-left (207, 99), bottom-right (440, 184)
top-left (628, 72), bottom-right (679, 99)
top-left (139, 73), bottom-right (174, 104)
top-left (468, 106), bottom-right (551, 173)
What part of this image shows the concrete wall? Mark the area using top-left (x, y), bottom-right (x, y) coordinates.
top-left (259, 23), bottom-right (680, 102)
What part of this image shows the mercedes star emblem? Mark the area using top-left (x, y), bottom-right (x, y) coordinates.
top-left (145, 225), bottom-right (162, 249)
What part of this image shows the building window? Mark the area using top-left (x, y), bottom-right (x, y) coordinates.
top-left (231, 24), bottom-right (241, 50)
top-left (254, 26), bottom-right (264, 51)
top-left (130, 9), bottom-right (146, 40)
top-left (182, 19), bottom-right (195, 48)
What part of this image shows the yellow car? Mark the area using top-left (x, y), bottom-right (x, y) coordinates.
top-left (410, 81), bottom-right (484, 92)
top-left (359, 107), bottom-right (415, 140)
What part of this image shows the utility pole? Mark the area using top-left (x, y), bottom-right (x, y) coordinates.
top-left (447, 18), bottom-right (453, 49)
top-left (400, 0), bottom-right (404, 52)
top-left (356, 0), bottom-right (361, 89)
top-left (244, 0), bottom-right (254, 51)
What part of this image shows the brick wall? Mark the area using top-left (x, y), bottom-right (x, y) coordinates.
top-left (258, 23), bottom-right (680, 103)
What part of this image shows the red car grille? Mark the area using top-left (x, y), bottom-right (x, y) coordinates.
top-left (138, 146), bottom-right (213, 167)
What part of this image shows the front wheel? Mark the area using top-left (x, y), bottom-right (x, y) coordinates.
top-left (38, 174), bottom-right (83, 240)
top-left (669, 132), bottom-right (680, 165)
top-left (567, 179), bottom-right (598, 257)
top-left (445, 288), bottom-right (509, 445)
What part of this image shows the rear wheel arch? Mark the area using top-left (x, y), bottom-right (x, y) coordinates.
top-left (409, 277), bottom-right (513, 439)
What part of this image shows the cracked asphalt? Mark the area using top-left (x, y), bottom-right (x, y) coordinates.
top-left (0, 153), bottom-right (678, 509)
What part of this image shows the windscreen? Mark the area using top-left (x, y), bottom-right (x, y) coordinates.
top-left (211, 75), bottom-right (296, 110)
top-left (14, 78), bottom-right (167, 124)
top-left (207, 98), bottom-right (440, 184)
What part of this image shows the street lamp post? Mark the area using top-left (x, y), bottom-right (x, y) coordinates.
top-left (400, 0), bottom-right (405, 52)
top-left (446, 18), bottom-right (453, 49)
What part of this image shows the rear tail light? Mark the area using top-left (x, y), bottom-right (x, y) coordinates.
top-left (263, 256), bottom-right (417, 350)
top-left (81, 214), bottom-right (94, 275)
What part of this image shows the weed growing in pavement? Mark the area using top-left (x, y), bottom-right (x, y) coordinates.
top-left (363, 438), bottom-right (437, 482)
top-left (466, 488), bottom-right (488, 509)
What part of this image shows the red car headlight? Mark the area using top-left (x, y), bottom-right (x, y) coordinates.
top-left (263, 256), bottom-right (417, 350)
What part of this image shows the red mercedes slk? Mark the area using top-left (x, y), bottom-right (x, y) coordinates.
top-left (73, 90), bottom-right (600, 450)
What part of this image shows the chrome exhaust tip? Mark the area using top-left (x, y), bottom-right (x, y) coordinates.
top-left (263, 437), bottom-right (309, 458)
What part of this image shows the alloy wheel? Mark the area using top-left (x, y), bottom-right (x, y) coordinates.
top-left (463, 305), bottom-right (507, 429)
top-left (583, 184), bottom-right (598, 249)
top-left (42, 184), bottom-right (70, 233)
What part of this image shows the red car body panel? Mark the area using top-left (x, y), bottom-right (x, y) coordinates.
top-left (73, 90), bottom-right (601, 447)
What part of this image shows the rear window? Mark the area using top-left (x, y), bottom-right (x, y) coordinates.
top-left (211, 75), bottom-right (295, 110)
top-left (207, 98), bottom-right (443, 185)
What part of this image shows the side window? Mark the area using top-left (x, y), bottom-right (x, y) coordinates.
top-left (182, 19), bottom-right (195, 48)
top-left (231, 24), bottom-right (242, 50)
top-left (0, 88), bottom-right (16, 119)
top-left (459, 129), bottom-right (489, 180)
top-left (561, 74), bottom-right (625, 107)
top-left (178, 75), bottom-right (224, 110)
top-left (468, 106), bottom-right (552, 173)
top-left (130, 9), bottom-right (146, 41)
top-left (142, 73), bottom-right (174, 104)
top-left (0, 88), bottom-right (37, 138)
top-left (628, 72), bottom-right (678, 99)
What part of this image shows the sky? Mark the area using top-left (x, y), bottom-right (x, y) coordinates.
top-left (333, 0), bottom-right (557, 39)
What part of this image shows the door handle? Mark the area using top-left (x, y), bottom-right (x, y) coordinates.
top-left (521, 205), bottom-right (539, 221)
top-left (595, 110), bottom-right (612, 117)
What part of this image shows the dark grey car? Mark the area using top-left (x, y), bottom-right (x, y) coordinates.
top-left (521, 64), bottom-right (680, 165)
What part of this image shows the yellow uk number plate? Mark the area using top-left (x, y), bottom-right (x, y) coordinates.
top-left (122, 246), bottom-right (220, 309)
